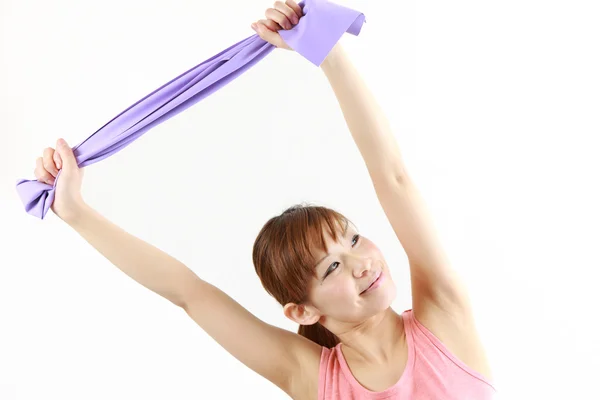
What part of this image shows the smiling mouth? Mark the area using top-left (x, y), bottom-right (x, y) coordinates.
top-left (361, 271), bottom-right (382, 294)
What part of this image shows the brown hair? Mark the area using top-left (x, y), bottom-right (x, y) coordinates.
top-left (252, 203), bottom-right (352, 348)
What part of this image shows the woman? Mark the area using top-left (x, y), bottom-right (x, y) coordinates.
top-left (33, 1), bottom-right (496, 398)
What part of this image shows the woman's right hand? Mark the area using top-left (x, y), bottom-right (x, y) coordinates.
top-left (34, 138), bottom-right (85, 221)
top-left (251, 1), bottom-right (303, 50)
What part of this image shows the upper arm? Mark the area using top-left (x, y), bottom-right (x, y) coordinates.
top-left (180, 277), bottom-right (321, 397)
top-left (372, 173), bottom-right (495, 381)
top-left (371, 173), bottom-right (473, 319)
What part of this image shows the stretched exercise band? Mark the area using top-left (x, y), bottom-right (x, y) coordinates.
top-left (16, 0), bottom-right (366, 219)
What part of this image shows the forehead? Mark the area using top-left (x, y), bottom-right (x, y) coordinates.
top-left (324, 217), bottom-right (346, 235)
top-left (316, 219), bottom-right (353, 253)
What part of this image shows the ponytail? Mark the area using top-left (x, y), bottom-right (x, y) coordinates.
top-left (298, 323), bottom-right (339, 348)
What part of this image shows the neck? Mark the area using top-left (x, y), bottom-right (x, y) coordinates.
top-left (333, 307), bottom-right (403, 364)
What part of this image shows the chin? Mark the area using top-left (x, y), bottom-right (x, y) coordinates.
top-left (380, 283), bottom-right (397, 309)
top-left (364, 279), bottom-right (397, 314)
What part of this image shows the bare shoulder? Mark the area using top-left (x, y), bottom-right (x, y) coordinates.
top-left (413, 299), bottom-right (494, 382)
top-left (288, 336), bottom-right (323, 400)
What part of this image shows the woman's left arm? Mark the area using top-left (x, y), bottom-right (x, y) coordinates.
top-left (321, 43), bottom-right (474, 321)
top-left (320, 43), bottom-right (406, 180)
top-left (252, 1), bottom-right (475, 321)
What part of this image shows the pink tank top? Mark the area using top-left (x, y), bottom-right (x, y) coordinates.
top-left (318, 309), bottom-right (497, 399)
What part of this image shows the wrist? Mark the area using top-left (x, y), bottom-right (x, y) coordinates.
top-left (60, 201), bottom-right (93, 227)
top-left (320, 42), bottom-right (345, 71)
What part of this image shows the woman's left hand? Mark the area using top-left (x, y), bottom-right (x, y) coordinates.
top-left (251, 1), bottom-right (303, 50)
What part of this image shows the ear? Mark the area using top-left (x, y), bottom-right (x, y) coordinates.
top-left (283, 302), bottom-right (321, 325)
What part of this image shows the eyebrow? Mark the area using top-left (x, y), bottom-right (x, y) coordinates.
top-left (314, 220), bottom-right (350, 269)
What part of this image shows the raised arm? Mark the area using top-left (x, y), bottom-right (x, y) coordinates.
top-left (320, 43), bottom-right (407, 180)
top-left (33, 139), bottom-right (321, 397)
top-left (65, 204), bottom-right (198, 308)
top-left (250, 1), bottom-right (469, 315)
top-left (319, 43), bottom-right (475, 322)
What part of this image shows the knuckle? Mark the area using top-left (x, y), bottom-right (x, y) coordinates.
top-left (38, 171), bottom-right (50, 182)
top-left (43, 159), bottom-right (55, 171)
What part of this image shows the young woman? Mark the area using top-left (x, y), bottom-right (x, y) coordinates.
top-left (33, 1), bottom-right (496, 398)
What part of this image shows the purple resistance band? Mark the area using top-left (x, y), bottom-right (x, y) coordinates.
top-left (16, 0), bottom-right (366, 220)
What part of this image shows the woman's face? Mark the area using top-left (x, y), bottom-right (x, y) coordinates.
top-left (307, 223), bottom-right (397, 325)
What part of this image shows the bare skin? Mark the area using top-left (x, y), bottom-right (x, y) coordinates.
top-left (33, 2), bottom-right (493, 399)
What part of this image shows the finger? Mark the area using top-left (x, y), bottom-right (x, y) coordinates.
top-left (53, 148), bottom-right (62, 170)
top-left (258, 18), bottom-right (280, 32)
top-left (254, 21), bottom-right (285, 47)
top-left (265, 8), bottom-right (292, 30)
top-left (35, 157), bottom-right (55, 185)
top-left (274, 1), bottom-right (298, 25)
top-left (285, 0), bottom-right (303, 20)
top-left (55, 138), bottom-right (77, 170)
top-left (43, 147), bottom-right (59, 177)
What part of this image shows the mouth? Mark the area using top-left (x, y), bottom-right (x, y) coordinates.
top-left (360, 271), bottom-right (382, 295)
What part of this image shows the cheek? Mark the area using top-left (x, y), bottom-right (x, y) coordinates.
top-left (314, 280), bottom-right (356, 307)
top-left (331, 281), bottom-right (356, 299)
top-left (321, 285), bottom-right (345, 302)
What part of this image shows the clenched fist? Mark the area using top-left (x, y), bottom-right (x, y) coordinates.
top-left (33, 138), bottom-right (85, 221)
top-left (251, 1), bottom-right (304, 50)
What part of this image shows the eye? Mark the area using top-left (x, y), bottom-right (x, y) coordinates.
top-left (323, 234), bottom-right (361, 279)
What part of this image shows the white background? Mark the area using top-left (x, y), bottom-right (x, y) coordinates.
top-left (1, 0), bottom-right (599, 399)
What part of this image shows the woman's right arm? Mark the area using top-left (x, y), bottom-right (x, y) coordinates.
top-left (34, 139), bottom-right (320, 398)
top-left (64, 204), bottom-right (321, 396)
top-left (65, 204), bottom-right (198, 308)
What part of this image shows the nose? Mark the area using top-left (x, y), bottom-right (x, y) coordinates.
top-left (351, 255), bottom-right (372, 278)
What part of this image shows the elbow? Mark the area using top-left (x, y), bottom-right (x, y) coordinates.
top-left (384, 168), bottom-right (411, 187)
top-left (167, 287), bottom-right (189, 309)
top-left (173, 270), bottom-right (205, 309)
top-left (170, 297), bottom-right (187, 309)
top-left (389, 161), bottom-right (410, 185)
top-left (393, 171), bottom-right (410, 186)
top-left (177, 275), bottom-right (212, 311)
top-left (372, 159), bottom-right (410, 187)
top-left (371, 168), bottom-right (411, 192)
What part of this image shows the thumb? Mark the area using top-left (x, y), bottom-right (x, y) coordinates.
top-left (55, 138), bottom-right (78, 170)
